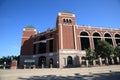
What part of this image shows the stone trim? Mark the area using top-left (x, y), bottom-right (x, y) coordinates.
top-left (60, 24), bottom-right (63, 49)
top-left (59, 49), bottom-right (86, 55)
top-left (33, 38), bottom-right (54, 44)
top-left (73, 25), bottom-right (77, 50)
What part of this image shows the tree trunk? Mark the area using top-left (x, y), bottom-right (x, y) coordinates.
top-left (105, 57), bottom-right (108, 65)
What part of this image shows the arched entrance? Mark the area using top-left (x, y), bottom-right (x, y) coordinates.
top-left (67, 56), bottom-right (73, 67)
top-left (49, 58), bottom-right (53, 68)
top-left (38, 56), bottom-right (46, 68)
top-left (81, 56), bottom-right (86, 66)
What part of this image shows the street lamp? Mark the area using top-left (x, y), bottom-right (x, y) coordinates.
top-left (3, 62), bottom-right (6, 69)
top-left (57, 61), bottom-right (59, 68)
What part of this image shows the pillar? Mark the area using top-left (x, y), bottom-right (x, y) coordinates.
top-left (112, 38), bottom-right (117, 47)
top-left (99, 57), bottom-right (102, 66)
top-left (105, 57), bottom-right (109, 65)
top-left (111, 57), bottom-right (114, 64)
top-left (93, 60), bottom-right (96, 66)
top-left (86, 60), bottom-right (89, 67)
top-left (117, 57), bottom-right (120, 64)
top-left (24, 65), bottom-right (26, 69)
top-left (89, 37), bottom-right (94, 50)
top-left (79, 56), bottom-right (82, 67)
top-left (42, 64), bottom-right (44, 68)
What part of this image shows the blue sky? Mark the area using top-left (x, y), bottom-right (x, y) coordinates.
top-left (0, 0), bottom-right (120, 58)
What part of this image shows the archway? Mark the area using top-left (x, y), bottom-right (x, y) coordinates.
top-left (38, 56), bottom-right (46, 68)
top-left (80, 32), bottom-right (90, 50)
top-left (67, 56), bottom-right (73, 67)
top-left (81, 56), bottom-right (86, 66)
top-left (49, 58), bottom-right (53, 68)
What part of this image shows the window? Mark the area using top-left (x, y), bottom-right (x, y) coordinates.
top-left (49, 40), bottom-right (53, 52)
top-left (39, 36), bottom-right (46, 53)
top-left (69, 19), bottom-right (72, 23)
top-left (63, 19), bottom-right (66, 23)
top-left (80, 32), bottom-right (90, 50)
top-left (63, 18), bottom-right (72, 25)
top-left (33, 44), bottom-right (36, 54)
top-left (104, 33), bottom-right (113, 45)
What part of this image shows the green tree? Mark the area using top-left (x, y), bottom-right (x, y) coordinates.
top-left (114, 46), bottom-right (120, 57)
top-left (95, 40), bottom-right (114, 58)
top-left (85, 48), bottom-right (95, 61)
top-left (0, 55), bottom-right (20, 68)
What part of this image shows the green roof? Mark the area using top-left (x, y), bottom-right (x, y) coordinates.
top-left (25, 25), bottom-right (35, 29)
top-left (60, 10), bottom-right (73, 14)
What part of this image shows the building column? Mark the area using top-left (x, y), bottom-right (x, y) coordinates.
top-left (60, 24), bottom-right (63, 49)
top-left (93, 60), bottom-right (96, 66)
top-left (116, 57), bottom-right (120, 63)
top-left (63, 57), bottom-right (67, 67)
top-left (79, 56), bottom-right (82, 67)
top-left (111, 57), bottom-right (114, 64)
top-left (99, 57), bottom-right (102, 66)
top-left (105, 57), bottom-right (109, 65)
top-left (89, 37), bottom-right (94, 50)
top-left (86, 60), bottom-right (89, 67)
top-left (73, 25), bottom-right (77, 50)
top-left (112, 38), bottom-right (117, 47)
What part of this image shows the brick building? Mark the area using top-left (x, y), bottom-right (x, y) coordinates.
top-left (20, 11), bottom-right (120, 68)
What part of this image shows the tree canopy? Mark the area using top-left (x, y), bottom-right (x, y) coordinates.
top-left (95, 40), bottom-right (114, 58)
top-left (114, 46), bottom-right (120, 57)
top-left (85, 48), bottom-right (95, 61)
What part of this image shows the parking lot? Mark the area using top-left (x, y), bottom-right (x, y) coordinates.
top-left (0, 65), bottom-right (120, 80)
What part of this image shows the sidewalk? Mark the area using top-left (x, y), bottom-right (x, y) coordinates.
top-left (0, 65), bottom-right (120, 80)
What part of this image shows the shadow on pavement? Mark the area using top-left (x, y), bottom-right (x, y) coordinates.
top-left (18, 72), bottom-right (120, 80)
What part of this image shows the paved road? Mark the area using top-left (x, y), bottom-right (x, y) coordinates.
top-left (0, 65), bottom-right (120, 80)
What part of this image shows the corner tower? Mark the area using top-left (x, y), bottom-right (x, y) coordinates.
top-left (57, 11), bottom-right (77, 50)
top-left (21, 26), bottom-right (36, 55)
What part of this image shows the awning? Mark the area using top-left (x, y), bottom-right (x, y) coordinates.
top-left (24, 59), bottom-right (35, 63)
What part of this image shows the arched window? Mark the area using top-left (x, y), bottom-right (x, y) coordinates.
top-left (63, 19), bottom-right (66, 23)
top-left (104, 33), bottom-right (113, 45)
top-left (93, 32), bottom-right (100, 36)
top-left (115, 34), bottom-right (120, 46)
top-left (93, 32), bottom-right (101, 49)
top-left (63, 18), bottom-right (72, 25)
top-left (104, 33), bottom-right (111, 37)
top-left (80, 32), bottom-right (90, 50)
top-left (69, 19), bottom-right (72, 24)
top-left (66, 19), bottom-right (69, 23)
